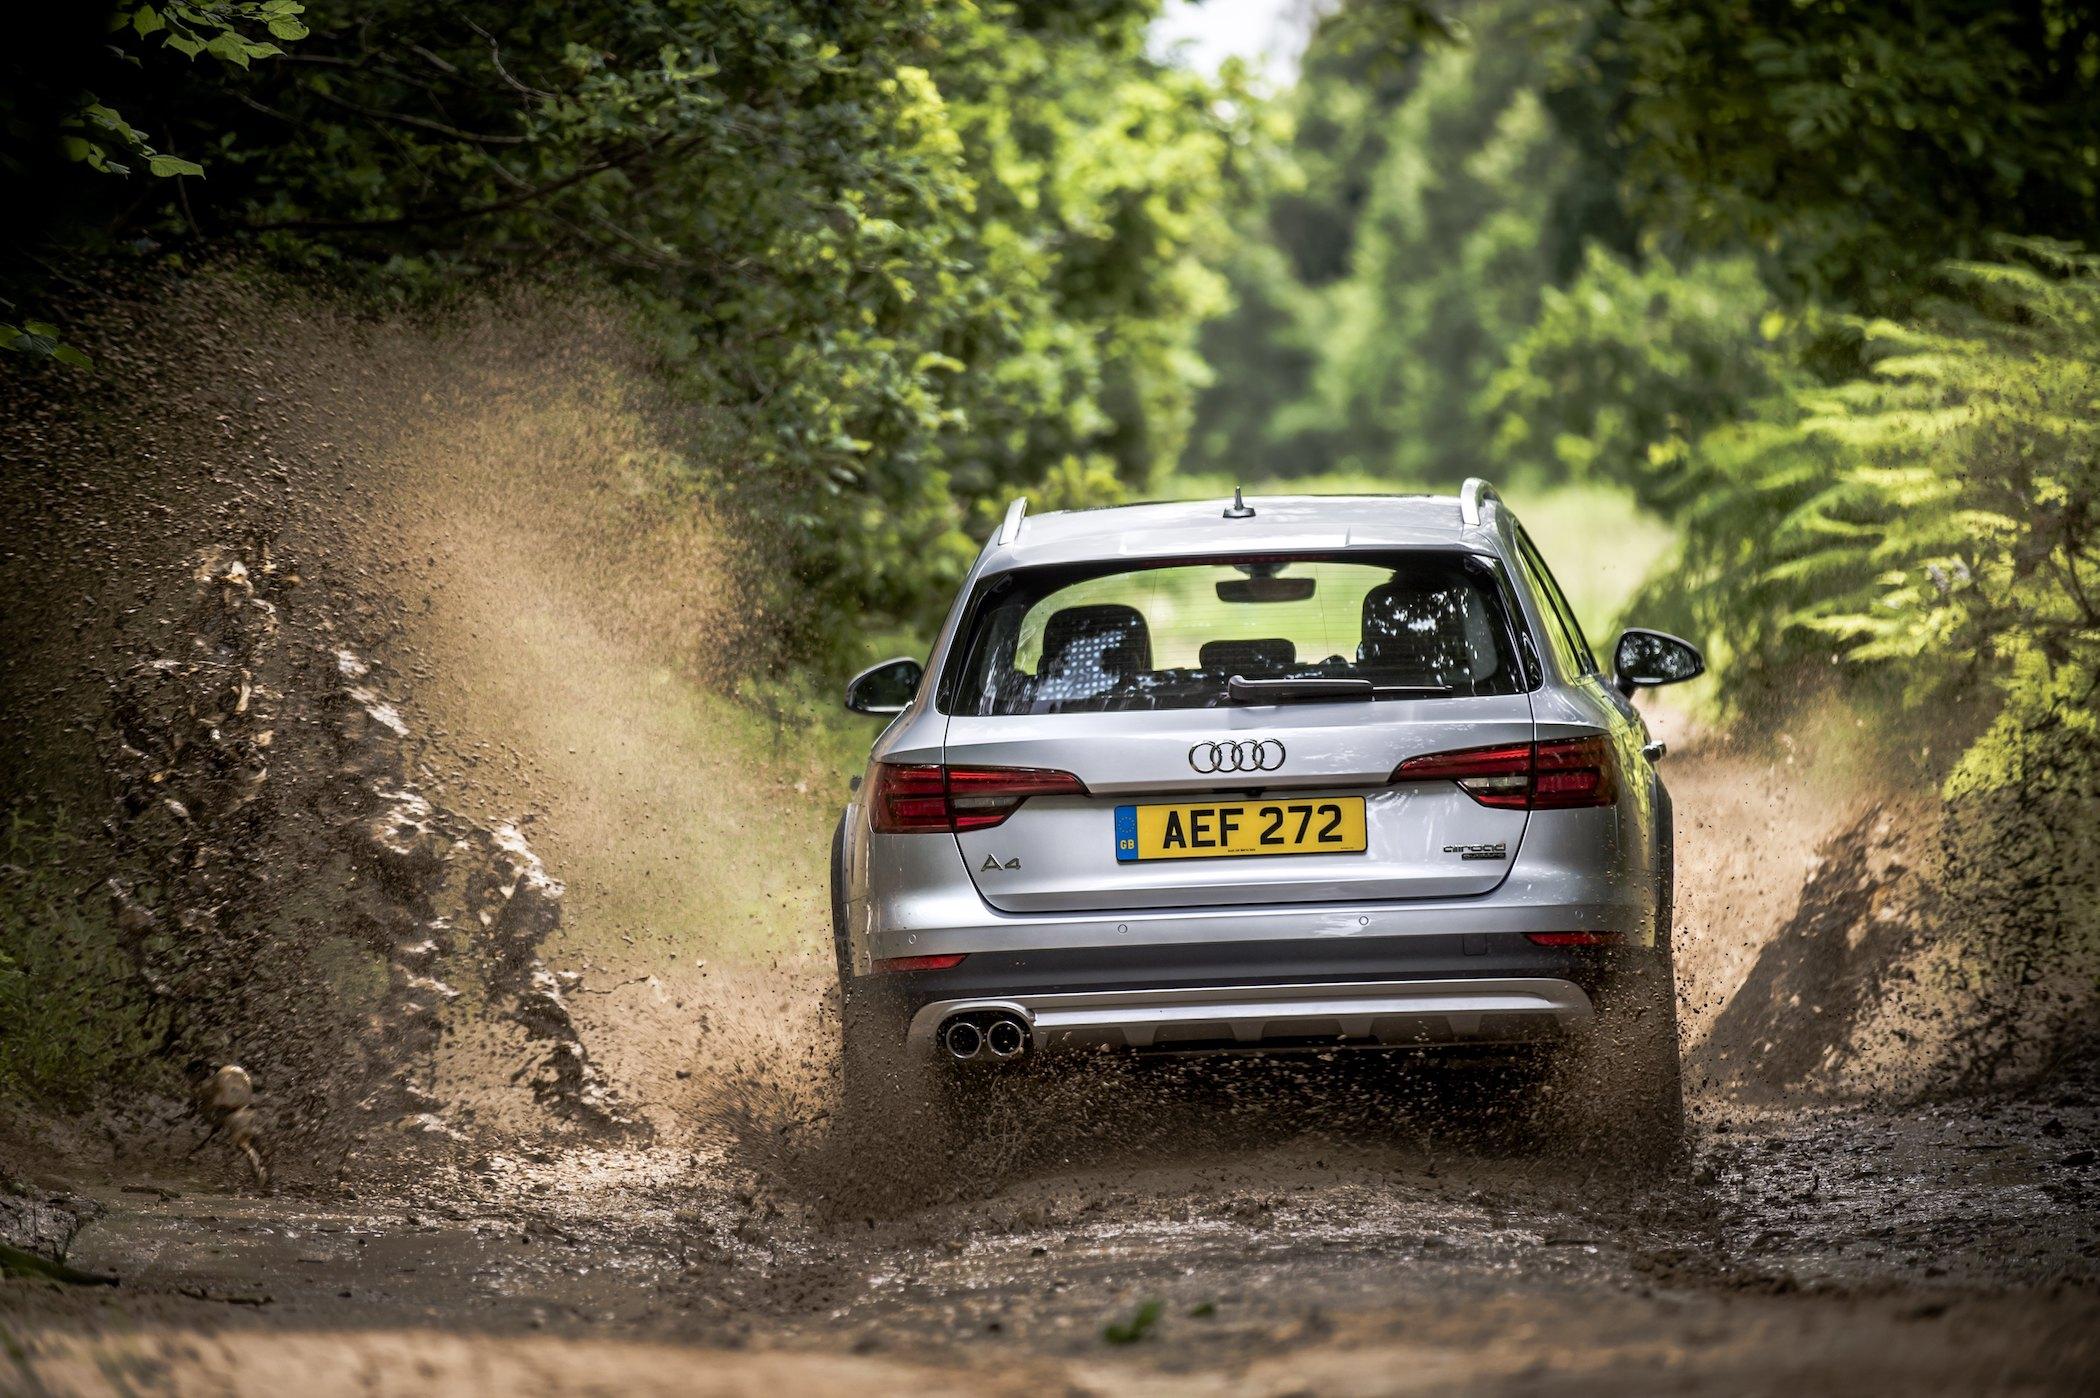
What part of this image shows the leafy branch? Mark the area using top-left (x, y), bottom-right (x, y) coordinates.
top-left (5, 3), bottom-right (306, 367)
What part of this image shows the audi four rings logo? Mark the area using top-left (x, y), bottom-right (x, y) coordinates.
top-left (1189, 739), bottom-right (1286, 773)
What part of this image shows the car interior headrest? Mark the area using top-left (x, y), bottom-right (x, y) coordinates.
top-left (1037, 603), bottom-right (1153, 700)
top-left (1358, 580), bottom-right (1480, 680)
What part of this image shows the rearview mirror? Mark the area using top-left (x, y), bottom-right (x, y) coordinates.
top-left (844, 656), bottom-right (924, 715)
top-left (1216, 576), bottom-right (1316, 603)
top-left (1612, 628), bottom-right (1704, 696)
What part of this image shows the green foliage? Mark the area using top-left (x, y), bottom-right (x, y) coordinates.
top-left (3, 3), bottom-right (307, 367)
top-left (1102, 1297), bottom-right (1163, 1344)
top-left (59, 5), bottom-right (302, 178)
top-left (1780, 243), bottom-right (2100, 766)
top-left (0, 811), bottom-right (164, 1108)
top-left (1606, 0), bottom-right (2100, 311)
top-left (1637, 241), bottom-right (2100, 760)
top-left (3, 1), bottom-right (1241, 654)
top-left (0, 321), bottom-right (93, 368)
top-left (1314, 38), bottom-right (1560, 483)
top-left (0, 3), bottom-right (1245, 654)
top-left (1487, 248), bottom-right (1790, 507)
top-left (1187, 0), bottom-right (1622, 485)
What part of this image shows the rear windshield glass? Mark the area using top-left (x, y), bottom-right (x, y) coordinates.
top-left (946, 552), bottom-right (1527, 716)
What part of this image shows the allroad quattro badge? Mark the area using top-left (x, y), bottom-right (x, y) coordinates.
top-left (1189, 739), bottom-right (1285, 774)
top-left (1443, 841), bottom-right (1509, 862)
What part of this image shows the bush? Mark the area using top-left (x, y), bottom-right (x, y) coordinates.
top-left (1677, 241), bottom-right (2099, 748)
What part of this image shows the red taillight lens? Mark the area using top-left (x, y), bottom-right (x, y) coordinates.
top-left (1390, 735), bottom-right (1618, 810)
top-left (1524, 931), bottom-right (1624, 947)
top-left (872, 952), bottom-right (967, 973)
top-left (1532, 735), bottom-right (1618, 809)
top-left (867, 763), bottom-right (952, 833)
top-left (867, 762), bottom-right (1086, 834)
top-left (1389, 741), bottom-right (1534, 808)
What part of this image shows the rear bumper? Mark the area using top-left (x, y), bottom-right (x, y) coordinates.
top-left (858, 892), bottom-right (1652, 966)
top-left (905, 975), bottom-right (1594, 1054)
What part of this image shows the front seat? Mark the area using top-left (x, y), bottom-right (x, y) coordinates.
top-left (1359, 580), bottom-right (1477, 687)
top-left (1035, 604), bottom-right (1152, 709)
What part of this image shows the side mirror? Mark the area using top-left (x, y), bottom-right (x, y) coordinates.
top-left (1612, 628), bottom-right (1704, 697)
top-left (844, 656), bottom-right (924, 715)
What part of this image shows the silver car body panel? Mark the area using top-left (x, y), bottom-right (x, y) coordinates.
top-left (947, 694), bottom-right (1536, 911)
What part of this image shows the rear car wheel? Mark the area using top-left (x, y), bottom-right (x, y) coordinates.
top-left (831, 816), bottom-right (958, 1194)
top-left (1552, 953), bottom-right (1685, 1165)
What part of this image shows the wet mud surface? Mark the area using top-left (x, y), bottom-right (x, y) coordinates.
top-left (6, 1081), bottom-right (2097, 1393)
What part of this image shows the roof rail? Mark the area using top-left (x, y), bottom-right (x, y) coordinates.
top-left (1458, 477), bottom-right (1500, 528)
top-left (997, 496), bottom-right (1028, 546)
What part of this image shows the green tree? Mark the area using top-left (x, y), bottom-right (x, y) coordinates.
top-left (1606, 0), bottom-right (2100, 311)
top-left (1486, 248), bottom-right (1788, 507)
top-left (1315, 37), bottom-right (1568, 483)
top-left (2, 3), bottom-right (307, 363)
top-left (3, 2), bottom-right (1246, 657)
top-left (1186, 0), bottom-right (1626, 485)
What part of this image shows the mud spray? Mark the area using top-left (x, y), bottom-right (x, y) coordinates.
top-left (0, 275), bottom-right (829, 1179)
top-left (3, 273), bottom-right (2097, 1392)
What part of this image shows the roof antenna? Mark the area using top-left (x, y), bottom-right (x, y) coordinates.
top-left (1223, 486), bottom-right (1255, 520)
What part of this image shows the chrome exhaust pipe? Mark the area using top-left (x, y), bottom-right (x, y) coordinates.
top-left (943, 1019), bottom-right (984, 1061)
top-left (985, 1014), bottom-right (1029, 1060)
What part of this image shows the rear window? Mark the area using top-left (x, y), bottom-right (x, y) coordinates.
top-left (946, 552), bottom-right (1528, 716)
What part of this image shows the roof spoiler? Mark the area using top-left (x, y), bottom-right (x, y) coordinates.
top-left (997, 496), bottom-right (1028, 546)
top-left (1458, 477), bottom-right (1500, 528)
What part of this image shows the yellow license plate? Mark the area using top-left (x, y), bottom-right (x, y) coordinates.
top-left (1114, 797), bottom-right (1367, 862)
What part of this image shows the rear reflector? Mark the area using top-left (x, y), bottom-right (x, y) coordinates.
top-left (1524, 932), bottom-right (1624, 947)
top-left (1391, 735), bottom-right (1618, 809)
top-left (868, 762), bottom-right (1087, 833)
top-left (872, 952), bottom-right (968, 973)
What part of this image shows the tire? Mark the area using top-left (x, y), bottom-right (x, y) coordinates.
top-left (1541, 783), bottom-right (1687, 1166)
top-left (829, 815), bottom-right (958, 1201)
top-left (1591, 953), bottom-right (1688, 1164)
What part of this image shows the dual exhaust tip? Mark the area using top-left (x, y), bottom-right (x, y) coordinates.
top-left (943, 1012), bottom-right (1029, 1063)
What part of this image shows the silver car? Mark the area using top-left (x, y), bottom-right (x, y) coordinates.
top-left (832, 482), bottom-right (1703, 1152)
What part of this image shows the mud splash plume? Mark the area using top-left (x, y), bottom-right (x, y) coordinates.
top-left (96, 480), bottom-right (638, 1147)
top-left (0, 275), bottom-right (729, 1167)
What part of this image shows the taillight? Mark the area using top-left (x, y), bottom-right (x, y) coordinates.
top-left (867, 762), bottom-right (1086, 833)
top-left (945, 764), bottom-right (1087, 829)
top-left (867, 763), bottom-right (951, 833)
top-left (1391, 735), bottom-right (1618, 809)
top-left (1531, 735), bottom-right (1619, 808)
top-left (1389, 742), bottom-right (1533, 808)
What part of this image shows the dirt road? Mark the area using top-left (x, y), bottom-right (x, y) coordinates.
top-left (6, 1071), bottom-right (2097, 1394)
